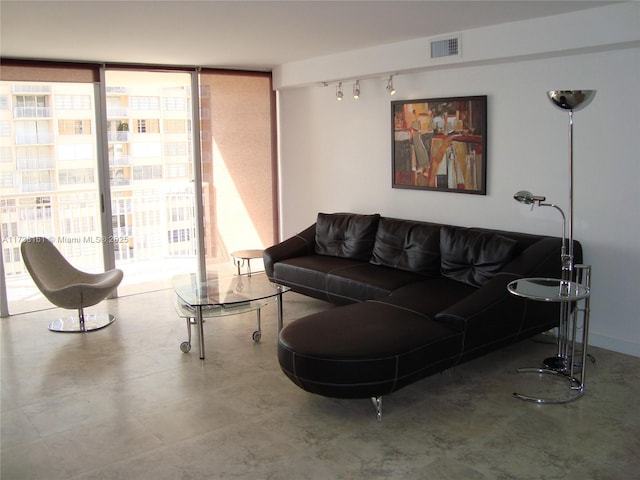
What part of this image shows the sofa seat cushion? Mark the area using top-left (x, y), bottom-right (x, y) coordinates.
top-left (315, 212), bottom-right (380, 261)
top-left (325, 263), bottom-right (427, 303)
top-left (440, 226), bottom-right (518, 287)
top-left (273, 255), bottom-right (363, 303)
top-left (371, 218), bottom-right (441, 275)
top-left (274, 255), bottom-right (425, 304)
top-left (278, 301), bottom-right (463, 399)
top-left (378, 277), bottom-right (477, 322)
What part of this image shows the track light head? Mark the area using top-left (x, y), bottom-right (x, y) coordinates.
top-left (336, 82), bottom-right (343, 101)
top-left (386, 76), bottom-right (396, 96)
top-left (353, 81), bottom-right (360, 99)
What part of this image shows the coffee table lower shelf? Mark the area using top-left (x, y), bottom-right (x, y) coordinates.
top-left (174, 299), bottom-right (268, 355)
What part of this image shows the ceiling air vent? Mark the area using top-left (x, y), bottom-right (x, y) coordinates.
top-left (430, 36), bottom-right (460, 59)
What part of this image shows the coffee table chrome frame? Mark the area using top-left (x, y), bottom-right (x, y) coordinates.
top-left (175, 284), bottom-right (287, 360)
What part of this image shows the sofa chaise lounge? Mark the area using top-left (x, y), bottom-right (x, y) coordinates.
top-left (263, 213), bottom-right (580, 418)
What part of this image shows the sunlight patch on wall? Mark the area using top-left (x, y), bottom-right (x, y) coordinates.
top-left (211, 139), bottom-right (263, 255)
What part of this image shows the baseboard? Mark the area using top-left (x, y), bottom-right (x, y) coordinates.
top-left (589, 333), bottom-right (640, 358)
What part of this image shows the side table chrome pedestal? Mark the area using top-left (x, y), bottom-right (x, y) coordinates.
top-left (507, 264), bottom-right (591, 404)
top-left (231, 249), bottom-right (264, 277)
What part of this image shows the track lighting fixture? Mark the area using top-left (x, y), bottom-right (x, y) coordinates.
top-left (386, 76), bottom-right (396, 96)
top-left (353, 80), bottom-right (360, 99)
top-left (324, 74), bottom-right (399, 99)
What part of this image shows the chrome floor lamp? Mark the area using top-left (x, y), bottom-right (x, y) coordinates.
top-left (508, 90), bottom-right (595, 402)
top-left (546, 90), bottom-right (596, 280)
top-left (544, 90), bottom-right (595, 371)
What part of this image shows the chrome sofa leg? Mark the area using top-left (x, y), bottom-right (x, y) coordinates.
top-left (78, 308), bottom-right (86, 331)
top-left (371, 396), bottom-right (383, 421)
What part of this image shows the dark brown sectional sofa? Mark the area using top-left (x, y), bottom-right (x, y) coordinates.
top-left (263, 213), bottom-right (580, 418)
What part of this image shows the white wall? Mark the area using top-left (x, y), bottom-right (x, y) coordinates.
top-left (275, 4), bottom-right (640, 357)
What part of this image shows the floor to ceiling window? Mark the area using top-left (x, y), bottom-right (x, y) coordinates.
top-left (103, 69), bottom-right (198, 296)
top-left (0, 62), bottom-right (103, 314)
top-left (0, 61), bottom-right (277, 316)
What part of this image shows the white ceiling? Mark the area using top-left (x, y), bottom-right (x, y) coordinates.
top-left (0, 1), bottom-right (620, 71)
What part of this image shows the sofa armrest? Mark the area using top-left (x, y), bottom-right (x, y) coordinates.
top-left (435, 237), bottom-right (567, 328)
top-left (435, 271), bottom-right (560, 362)
top-left (500, 237), bottom-right (582, 279)
top-left (263, 224), bottom-right (317, 279)
top-left (436, 237), bottom-right (582, 330)
top-left (435, 272), bottom-right (522, 332)
top-left (434, 236), bottom-right (575, 358)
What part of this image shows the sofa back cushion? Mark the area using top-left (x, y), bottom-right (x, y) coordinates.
top-left (371, 218), bottom-right (441, 276)
top-left (315, 213), bottom-right (380, 261)
top-left (440, 226), bottom-right (518, 287)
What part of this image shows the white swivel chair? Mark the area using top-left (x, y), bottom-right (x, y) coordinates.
top-left (21, 237), bottom-right (124, 332)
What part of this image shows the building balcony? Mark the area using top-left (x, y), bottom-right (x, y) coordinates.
top-left (110, 177), bottom-right (132, 186)
top-left (109, 155), bottom-right (131, 166)
top-left (11, 85), bottom-right (52, 94)
top-left (13, 107), bottom-right (52, 118)
top-left (113, 226), bottom-right (132, 237)
top-left (108, 131), bottom-right (130, 143)
top-left (17, 158), bottom-right (56, 170)
top-left (106, 86), bottom-right (128, 94)
top-left (15, 133), bottom-right (54, 145)
top-left (106, 106), bottom-right (129, 118)
top-left (20, 182), bottom-right (56, 193)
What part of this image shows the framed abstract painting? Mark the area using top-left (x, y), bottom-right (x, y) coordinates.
top-left (392, 95), bottom-right (487, 194)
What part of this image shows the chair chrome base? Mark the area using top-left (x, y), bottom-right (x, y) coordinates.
top-left (49, 313), bottom-right (116, 333)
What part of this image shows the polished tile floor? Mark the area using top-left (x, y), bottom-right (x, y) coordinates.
top-left (2, 287), bottom-right (639, 479)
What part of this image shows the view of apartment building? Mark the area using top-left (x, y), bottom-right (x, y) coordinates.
top-left (0, 66), bottom-right (276, 315)
top-left (0, 76), bottom-right (200, 307)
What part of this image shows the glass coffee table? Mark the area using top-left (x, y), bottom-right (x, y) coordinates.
top-left (172, 271), bottom-right (290, 359)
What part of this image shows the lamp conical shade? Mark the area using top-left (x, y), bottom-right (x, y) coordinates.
top-left (547, 90), bottom-right (596, 112)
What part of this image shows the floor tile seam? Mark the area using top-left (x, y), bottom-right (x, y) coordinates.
top-left (24, 408), bottom-right (155, 444)
top-left (53, 430), bottom-right (168, 479)
top-left (0, 404), bottom-right (45, 453)
top-left (179, 414), bottom-right (311, 457)
top-left (2, 435), bottom-right (85, 479)
top-left (32, 416), bottom-right (168, 478)
top-left (11, 381), bottom-right (108, 413)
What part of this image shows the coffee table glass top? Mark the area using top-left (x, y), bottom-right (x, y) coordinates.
top-left (172, 271), bottom-right (289, 309)
top-left (507, 277), bottom-right (590, 302)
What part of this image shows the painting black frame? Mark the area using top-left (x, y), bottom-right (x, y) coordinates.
top-left (392, 95), bottom-right (487, 195)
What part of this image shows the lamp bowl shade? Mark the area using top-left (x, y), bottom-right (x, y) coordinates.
top-left (547, 90), bottom-right (596, 112)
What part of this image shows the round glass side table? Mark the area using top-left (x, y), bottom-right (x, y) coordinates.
top-left (231, 249), bottom-right (264, 277)
top-left (507, 264), bottom-right (592, 403)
